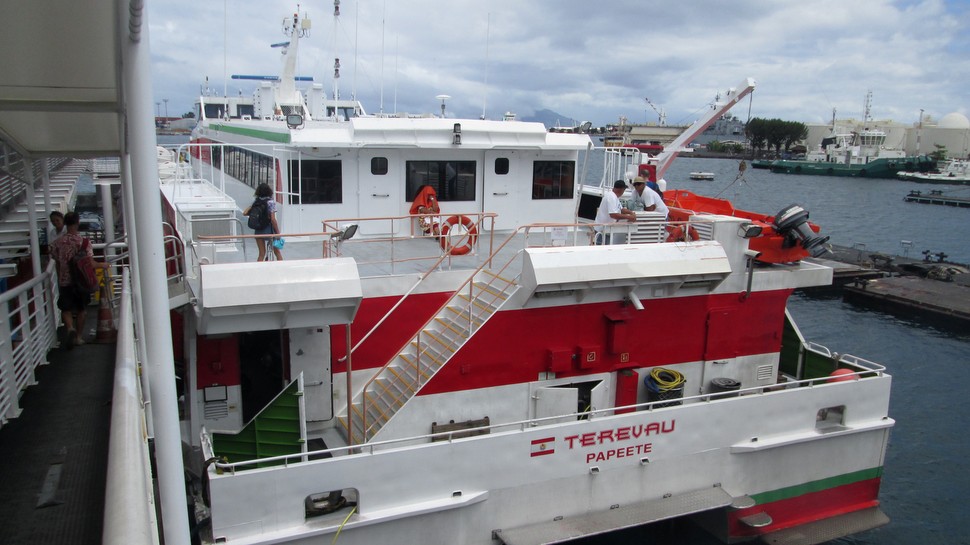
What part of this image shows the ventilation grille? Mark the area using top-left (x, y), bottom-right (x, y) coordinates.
top-left (756, 364), bottom-right (774, 382)
top-left (690, 221), bottom-right (715, 241)
top-left (204, 400), bottom-right (229, 419)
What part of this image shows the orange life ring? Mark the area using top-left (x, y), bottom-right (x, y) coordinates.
top-left (665, 224), bottom-right (699, 243)
top-left (439, 215), bottom-right (478, 255)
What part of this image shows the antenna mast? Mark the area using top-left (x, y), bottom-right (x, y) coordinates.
top-left (332, 1), bottom-right (341, 106)
top-left (644, 97), bottom-right (666, 126)
top-left (481, 13), bottom-right (491, 120)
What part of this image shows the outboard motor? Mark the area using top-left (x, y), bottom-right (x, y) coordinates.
top-left (772, 204), bottom-right (830, 257)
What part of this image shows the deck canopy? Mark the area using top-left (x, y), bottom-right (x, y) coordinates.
top-left (0, 0), bottom-right (125, 157)
top-left (197, 258), bottom-right (363, 334)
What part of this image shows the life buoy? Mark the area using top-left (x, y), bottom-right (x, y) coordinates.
top-left (665, 224), bottom-right (699, 243)
top-left (439, 215), bottom-right (478, 255)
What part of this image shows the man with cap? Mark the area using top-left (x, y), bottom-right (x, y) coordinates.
top-left (593, 180), bottom-right (636, 244)
top-left (631, 177), bottom-right (669, 219)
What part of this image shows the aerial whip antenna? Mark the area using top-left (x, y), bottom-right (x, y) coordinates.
top-left (481, 13), bottom-right (491, 119)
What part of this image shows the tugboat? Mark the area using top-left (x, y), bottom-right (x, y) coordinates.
top-left (760, 96), bottom-right (936, 178)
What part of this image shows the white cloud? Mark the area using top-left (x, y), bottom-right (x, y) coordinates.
top-left (148, 0), bottom-right (969, 125)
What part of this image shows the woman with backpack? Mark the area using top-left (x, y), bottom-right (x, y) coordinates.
top-left (244, 183), bottom-right (283, 261)
top-left (50, 211), bottom-right (109, 349)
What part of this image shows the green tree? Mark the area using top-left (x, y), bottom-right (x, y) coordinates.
top-left (930, 144), bottom-right (948, 162)
top-left (745, 118), bottom-right (808, 156)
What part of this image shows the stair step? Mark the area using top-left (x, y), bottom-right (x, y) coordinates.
top-left (472, 280), bottom-right (512, 301)
top-left (408, 341), bottom-right (449, 367)
top-left (372, 378), bottom-right (409, 410)
top-left (398, 353), bottom-right (436, 380)
top-left (385, 365), bottom-right (421, 393)
top-left (443, 306), bottom-right (485, 327)
top-left (456, 293), bottom-right (500, 314)
top-left (478, 268), bottom-right (516, 286)
top-left (422, 329), bottom-right (460, 353)
top-left (433, 316), bottom-right (471, 339)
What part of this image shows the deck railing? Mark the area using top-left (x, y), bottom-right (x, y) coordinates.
top-left (102, 269), bottom-right (159, 544)
top-left (207, 351), bottom-right (889, 473)
top-left (0, 259), bottom-right (58, 428)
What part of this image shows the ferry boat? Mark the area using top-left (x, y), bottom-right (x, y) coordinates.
top-left (0, 3), bottom-right (893, 545)
top-left (153, 7), bottom-right (896, 545)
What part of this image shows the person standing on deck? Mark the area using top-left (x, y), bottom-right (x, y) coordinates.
top-left (631, 177), bottom-right (669, 219)
top-left (47, 210), bottom-right (65, 250)
top-left (50, 212), bottom-right (108, 349)
top-left (409, 184), bottom-right (441, 236)
top-left (244, 183), bottom-right (283, 262)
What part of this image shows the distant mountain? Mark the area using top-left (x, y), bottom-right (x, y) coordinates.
top-left (522, 109), bottom-right (582, 129)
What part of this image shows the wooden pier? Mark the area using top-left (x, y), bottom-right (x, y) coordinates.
top-left (802, 244), bottom-right (970, 327)
top-left (903, 190), bottom-right (970, 208)
top-left (843, 275), bottom-right (970, 325)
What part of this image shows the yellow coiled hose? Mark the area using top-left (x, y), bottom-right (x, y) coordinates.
top-left (649, 368), bottom-right (685, 391)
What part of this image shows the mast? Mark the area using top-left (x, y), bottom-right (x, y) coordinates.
top-left (332, 0), bottom-right (341, 105)
top-left (279, 9), bottom-right (309, 107)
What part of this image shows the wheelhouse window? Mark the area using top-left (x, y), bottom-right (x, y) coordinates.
top-left (288, 160), bottom-right (342, 204)
top-left (371, 157), bottom-right (388, 175)
top-left (405, 160), bottom-right (476, 202)
top-left (532, 160), bottom-right (576, 199)
top-left (223, 146), bottom-right (272, 189)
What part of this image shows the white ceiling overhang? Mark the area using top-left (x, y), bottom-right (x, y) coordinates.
top-left (0, 1), bottom-right (126, 157)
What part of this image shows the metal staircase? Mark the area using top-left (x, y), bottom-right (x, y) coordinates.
top-left (339, 268), bottom-right (518, 444)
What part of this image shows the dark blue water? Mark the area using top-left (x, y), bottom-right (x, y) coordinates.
top-left (664, 158), bottom-right (970, 544)
top-left (665, 157), bottom-right (970, 265)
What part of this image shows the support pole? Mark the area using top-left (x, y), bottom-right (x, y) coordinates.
top-left (23, 164), bottom-right (41, 277)
top-left (346, 323), bottom-right (353, 446)
top-left (123, 2), bottom-right (190, 543)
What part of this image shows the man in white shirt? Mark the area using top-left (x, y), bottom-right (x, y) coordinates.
top-left (594, 180), bottom-right (636, 244)
top-left (631, 177), bottom-right (669, 218)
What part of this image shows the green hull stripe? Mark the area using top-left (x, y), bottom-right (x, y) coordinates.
top-left (211, 123), bottom-right (291, 144)
top-left (752, 467), bottom-right (883, 505)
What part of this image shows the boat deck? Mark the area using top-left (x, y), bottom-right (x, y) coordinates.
top-left (0, 312), bottom-right (114, 545)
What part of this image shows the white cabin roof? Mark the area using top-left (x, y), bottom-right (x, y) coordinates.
top-left (200, 115), bottom-right (592, 151)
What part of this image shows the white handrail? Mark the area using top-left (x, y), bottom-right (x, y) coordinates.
top-left (211, 354), bottom-right (888, 473)
top-left (0, 260), bottom-right (58, 428)
top-left (102, 270), bottom-right (159, 544)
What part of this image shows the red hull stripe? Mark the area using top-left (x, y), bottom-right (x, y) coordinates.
top-left (729, 469), bottom-right (884, 538)
top-left (420, 289), bottom-right (792, 395)
top-left (530, 450), bottom-right (555, 458)
top-left (531, 437), bottom-right (555, 446)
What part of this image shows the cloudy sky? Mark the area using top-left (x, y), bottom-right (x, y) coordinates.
top-left (148, 0), bottom-right (970, 127)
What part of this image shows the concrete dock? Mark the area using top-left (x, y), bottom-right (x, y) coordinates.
top-left (802, 244), bottom-right (970, 328)
top-left (842, 275), bottom-right (970, 324)
top-left (903, 190), bottom-right (970, 208)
